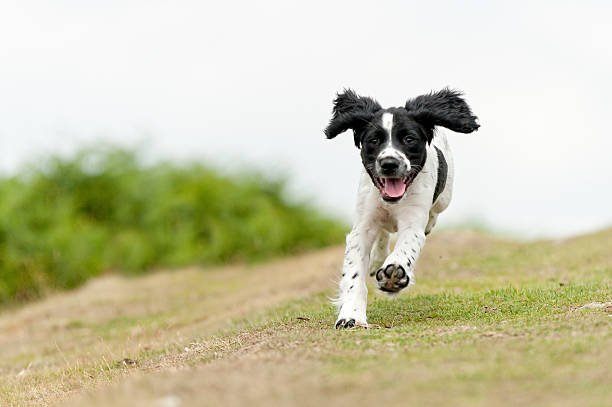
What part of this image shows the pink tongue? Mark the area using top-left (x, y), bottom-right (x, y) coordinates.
top-left (384, 178), bottom-right (407, 198)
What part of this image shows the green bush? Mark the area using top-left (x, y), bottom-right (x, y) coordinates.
top-left (0, 148), bottom-right (347, 303)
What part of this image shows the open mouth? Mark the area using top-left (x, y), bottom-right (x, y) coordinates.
top-left (373, 173), bottom-right (417, 202)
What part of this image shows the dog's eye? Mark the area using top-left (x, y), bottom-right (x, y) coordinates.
top-left (403, 135), bottom-right (417, 144)
top-left (367, 137), bottom-right (380, 144)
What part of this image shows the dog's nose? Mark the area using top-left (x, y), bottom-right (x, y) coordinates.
top-left (379, 157), bottom-right (400, 174)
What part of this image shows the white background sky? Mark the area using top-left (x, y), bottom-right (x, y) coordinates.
top-left (1, 1), bottom-right (611, 238)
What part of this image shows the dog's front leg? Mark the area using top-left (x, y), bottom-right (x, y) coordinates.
top-left (334, 224), bottom-right (378, 329)
top-left (375, 215), bottom-right (428, 295)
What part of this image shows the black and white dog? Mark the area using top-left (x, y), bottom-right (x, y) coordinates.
top-left (324, 88), bottom-right (479, 329)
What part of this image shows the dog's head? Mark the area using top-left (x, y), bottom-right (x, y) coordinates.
top-left (324, 88), bottom-right (479, 202)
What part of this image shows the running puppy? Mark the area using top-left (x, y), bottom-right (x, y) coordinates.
top-left (324, 88), bottom-right (479, 329)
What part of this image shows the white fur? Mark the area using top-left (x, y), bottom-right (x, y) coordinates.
top-left (381, 112), bottom-right (393, 136)
top-left (334, 130), bottom-right (454, 328)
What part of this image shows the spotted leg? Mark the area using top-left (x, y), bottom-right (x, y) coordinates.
top-left (334, 226), bottom-right (378, 329)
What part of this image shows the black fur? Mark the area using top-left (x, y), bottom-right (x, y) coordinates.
top-left (405, 88), bottom-right (479, 140)
top-left (324, 89), bottom-right (382, 148)
top-left (433, 146), bottom-right (448, 204)
top-left (325, 88), bottom-right (478, 146)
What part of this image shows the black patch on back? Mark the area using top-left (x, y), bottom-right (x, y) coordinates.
top-left (433, 146), bottom-right (447, 204)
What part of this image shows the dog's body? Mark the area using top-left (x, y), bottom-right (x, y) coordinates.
top-left (324, 89), bottom-right (478, 329)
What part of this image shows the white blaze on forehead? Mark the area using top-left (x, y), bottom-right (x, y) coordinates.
top-left (381, 112), bottom-right (393, 139)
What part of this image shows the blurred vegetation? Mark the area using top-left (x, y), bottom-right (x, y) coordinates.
top-left (0, 148), bottom-right (347, 303)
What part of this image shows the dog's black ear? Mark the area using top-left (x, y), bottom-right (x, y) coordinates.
top-left (405, 88), bottom-right (479, 139)
top-left (324, 89), bottom-right (382, 148)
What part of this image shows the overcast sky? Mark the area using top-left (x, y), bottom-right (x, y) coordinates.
top-left (1, 1), bottom-right (611, 238)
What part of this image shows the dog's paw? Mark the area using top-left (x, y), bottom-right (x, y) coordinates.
top-left (334, 305), bottom-right (367, 329)
top-left (335, 317), bottom-right (368, 329)
top-left (375, 264), bottom-right (410, 293)
top-left (335, 318), bottom-right (356, 329)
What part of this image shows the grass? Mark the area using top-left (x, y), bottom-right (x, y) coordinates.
top-left (1, 229), bottom-right (611, 406)
top-left (0, 147), bottom-right (346, 303)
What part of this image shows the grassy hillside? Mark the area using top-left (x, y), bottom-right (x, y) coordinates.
top-left (1, 228), bottom-right (610, 406)
top-left (0, 148), bottom-right (346, 303)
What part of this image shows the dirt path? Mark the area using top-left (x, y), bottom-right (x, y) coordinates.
top-left (0, 246), bottom-right (344, 406)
